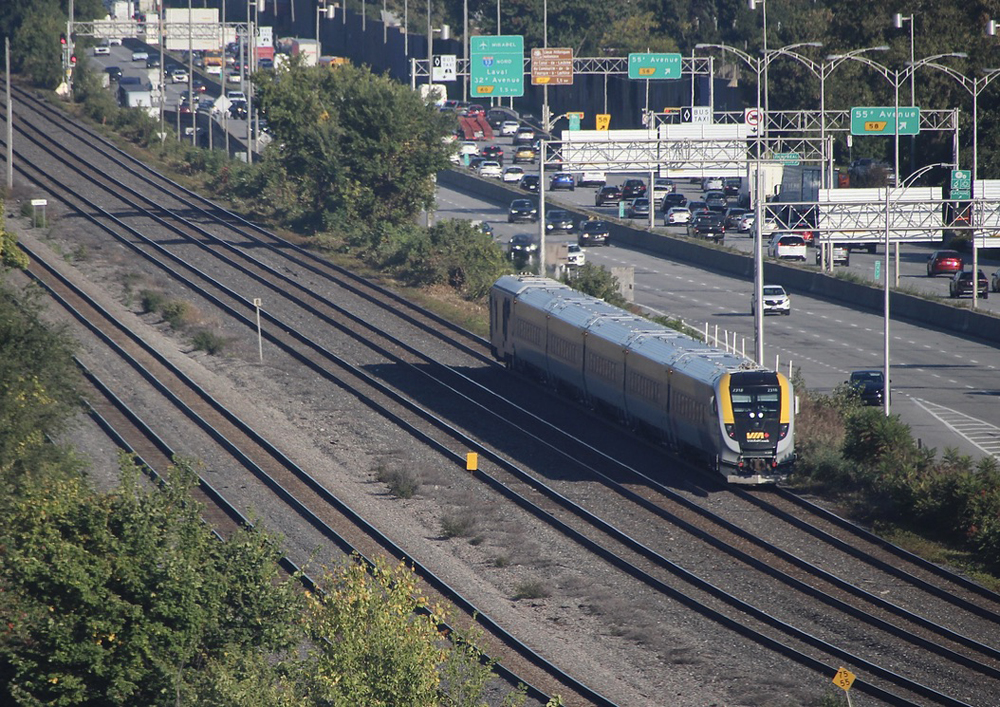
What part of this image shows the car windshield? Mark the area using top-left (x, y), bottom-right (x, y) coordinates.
top-left (548, 210), bottom-right (569, 220)
top-left (583, 221), bottom-right (608, 232)
top-left (512, 200), bottom-right (533, 208)
top-left (762, 286), bottom-right (785, 297)
top-left (851, 371), bottom-right (883, 384)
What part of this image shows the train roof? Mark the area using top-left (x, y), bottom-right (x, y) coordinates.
top-left (496, 276), bottom-right (764, 383)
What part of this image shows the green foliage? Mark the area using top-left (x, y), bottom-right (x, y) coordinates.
top-left (375, 462), bottom-right (420, 499)
top-left (252, 60), bottom-right (454, 233)
top-left (441, 511), bottom-right (478, 539)
top-left (191, 329), bottom-right (228, 355)
top-left (0, 456), bottom-right (301, 706)
top-left (387, 219), bottom-right (510, 299)
top-left (565, 263), bottom-right (628, 307)
top-left (139, 288), bottom-right (166, 314)
top-left (0, 281), bottom-right (82, 476)
top-left (0, 211), bottom-right (31, 270)
top-left (10, 2), bottom-right (63, 89)
top-left (512, 580), bottom-right (550, 600)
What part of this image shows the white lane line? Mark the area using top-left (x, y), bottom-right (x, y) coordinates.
top-left (912, 399), bottom-right (1000, 459)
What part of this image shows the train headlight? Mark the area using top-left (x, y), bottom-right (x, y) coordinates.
top-left (779, 423), bottom-right (789, 440)
top-left (725, 424), bottom-right (736, 439)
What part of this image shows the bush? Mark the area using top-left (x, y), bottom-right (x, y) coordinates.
top-left (375, 464), bottom-right (420, 499)
top-left (191, 329), bottom-right (227, 355)
top-left (139, 289), bottom-right (166, 314)
top-left (161, 300), bottom-right (191, 329)
top-left (440, 511), bottom-right (477, 538)
top-left (512, 580), bottom-right (550, 600)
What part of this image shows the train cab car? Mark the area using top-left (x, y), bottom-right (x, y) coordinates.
top-left (490, 275), bottom-right (795, 484)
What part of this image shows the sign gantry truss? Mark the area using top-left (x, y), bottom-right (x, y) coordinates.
top-left (411, 56), bottom-right (713, 79)
top-left (657, 108), bottom-right (959, 134)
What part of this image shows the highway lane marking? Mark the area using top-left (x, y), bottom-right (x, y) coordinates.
top-left (912, 399), bottom-right (1000, 459)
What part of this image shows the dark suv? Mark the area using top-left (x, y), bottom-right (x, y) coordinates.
top-left (949, 270), bottom-right (989, 299)
top-left (687, 212), bottom-right (726, 242)
top-left (595, 185), bottom-right (623, 206)
top-left (661, 192), bottom-right (688, 211)
top-left (621, 179), bottom-right (646, 200)
top-left (847, 370), bottom-right (886, 406)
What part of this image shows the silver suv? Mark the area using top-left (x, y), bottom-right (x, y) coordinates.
top-left (752, 285), bottom-right (791, 316)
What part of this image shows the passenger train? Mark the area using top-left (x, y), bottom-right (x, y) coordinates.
top-left (489, 275), bottom-right (795, 484)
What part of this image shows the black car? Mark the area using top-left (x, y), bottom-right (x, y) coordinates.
top-left (578, 220), bottom-right (610, 246)
top-left (704, 190), bottom-right (728, 212)
top-left (621, 178), bottom-right (646, 200)
top-left (507, 233), bottom-right (539, 258)
top-left (545, 209), bottom-right (575, 233)
top-left (481, 145), bottom-right (504, 164)
top-left (949, 270), bottom-right (989, 299)
top-left (145, 55), bottom-right (161, 69)
top-left (519, 175), bottom-right (540, 192)
top-left (507, 199), bottom-right (538, 223)
top-left (723, 176), bottom-right (742, 197)
top-left (687, 212), bottom-right (726, 242)
top-left (595, 185), bottom-right (623, 206)
top-left (661, 192), bottom-right (688, 211)
top-left (467, 156), bottom-right (486, 172)
top-left (105, 65), bottom-right (123, 81)
top-left (847, 370), bottom-right (886, 406)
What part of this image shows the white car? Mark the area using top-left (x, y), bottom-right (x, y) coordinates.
top-left (93, 43), bottom-right (111, 56)
top-left (577, 171), bottom-right (607, 188)
top-left (502, 166), bottom-right (525, 183)
top-left (131, 50), bottom-right (149, 62)
top-left (457, 141), bottom-right (479, 158)
top-left (651, 177), bottom-right (674, 205)
top-left (108, 37), bottom-right (123, 46)
top-left (500, 120), bottom-right (520, 136)
top-left (226, 90), bottom-right (246, 102)
top-left (565, 243), bottom-right (585, 267)
top-left (752, 285), bottom-right (791, 316)
top-left (767, 232), bottom-right (808, 260)
top-left (664, 207), bottom-right (691, 225)
top-left (227, 72), bottom-right (242, 84)
top-left (702, 176), bottom-right (723, 191)
top-left (170, 68), bottom-right (189, 83)
top-left (477, 160), bottom-right (503, 178)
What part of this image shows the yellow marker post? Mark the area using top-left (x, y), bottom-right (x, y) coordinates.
top-left (832, 667), bottom-right (856, 706)
top-left (466, 452), bottom-right (478, 471)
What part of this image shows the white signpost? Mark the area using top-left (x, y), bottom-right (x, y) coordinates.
top-left (431, 54), bottom-right (457, 82)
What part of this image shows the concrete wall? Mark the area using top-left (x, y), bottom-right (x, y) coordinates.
top-left (438, 168), bottom-right (1000, 346)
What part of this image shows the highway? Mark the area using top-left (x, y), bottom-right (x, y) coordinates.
top-left (437, 142), bottom-right (1000, 462)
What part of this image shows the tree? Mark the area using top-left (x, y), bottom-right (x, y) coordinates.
top-left (10, 1), bottom-right (65, 89)
top-left (0, 457), bottom-right (301, 706)
top-left (566, 263), bottom-right (627, 307)
top-left (252, 60), bottom-right (454, 238)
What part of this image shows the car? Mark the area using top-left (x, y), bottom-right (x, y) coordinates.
top-left (724, 207), bottom-right (748, 230)
top-left (767, 233), bottom-right (808, 260)
top-left (513, 126), bottom-right (536, 144)
top-left (196, 98), bottom-right (216, 113)
top-left (466, 103), bottom-right (486, 117)
top-left (507, 199), bottom-right (538, 223)
top-left (502, 166), bottom-right (525, 183)
top-left (513, 146), bottom-right (537, 164)
top-left (661, 192), bottom-right (688, 211)
top-left (486, 108), bottom-right (516, 128)
top-left (565, 243), bottom-right (586, 267)
top-left (227, 71), bottom-right (242, 84)
top-left (949, 270), bottom-right (989, 299)
top-left (687, 212), bottom-right (726, 242)
top-left (927, 250), bottom-right (964, 277)
top-left (687, 200), bottom-right (709, 216)
top-left (549, 172), bottom-right (575, 191)
top-left (192, 80), bottom-right (207, 93)
top-left (816, 243), bottom-right (850, 267)
top-left (595, 185), bottom-right (623, 206)
top-left (650, 177), bottom-right (674, 206)
top-left (993, 268), bottom-right (1000, 292)
top-left (752, 285), bottom-right (791, 316)
top-left (737, 213), bottom-right (755, 233)
top-left (93, 42), bottom-right (111, 56)
top-left (170, 68), bottom-right (189, 83)
top-left (471, 220), bottom-right (494, 238)
top-left (145, 55), bottom-right (161, 68)
top-left (702, 176), bottom-right (724, 191)
top-left (226, 90), bottom-right (246, 102)
top-left (457, 141), bottom-right (479, 159)
top-left (545, 209), bottom-right (575, 233)
top-left (105, 66), bottom-right (123, 81)
top-left (107, 37), bottom-right (123, 46)
top-left (578, 220), bottom-right (610, 246)
top-left (467, 156), bottom-right (487, 172)
top-left (621, 178), bottom-right (646, 200)
top-left (723, 176), bottom-right (742, 197)
top-left (500, 120), bottom-right (520, 136)
top-left (131, 50), bottom-right (149, 62)
top-left (520, 175), bottom-right (540, 192)
top-left (626, 197), bottom-right (651, 219)
top-left (664, 207), bottom-right (691, 226)
top-left (507, 233), bottom-right (539, 257)
top-left (578, 171), bottom-right (607, 188)
top-left (847, 370), bottom-right (886, 406)
top-left (704, 191), bottom-right (728, 212)
top-left (481, 145), bottom-right (504, 164)
top-left (476, 160), bottom-right (503, 178)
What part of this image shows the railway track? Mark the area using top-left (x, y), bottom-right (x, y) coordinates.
top-left (4, 83), bottom-right (1000, 706)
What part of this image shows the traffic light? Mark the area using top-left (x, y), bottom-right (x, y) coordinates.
top-left (70, 54), bottom-right (77, 66)
top-left (60, 33), bottom-right (67, 46)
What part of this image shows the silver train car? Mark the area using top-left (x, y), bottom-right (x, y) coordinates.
top-left (489, 275), bottom-right (795, 484)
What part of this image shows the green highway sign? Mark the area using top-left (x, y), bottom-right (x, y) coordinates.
top-left (951, 169), bottom-right (971, 200)
top-left (850, 106), bottom-right (920, 136)
top-left (628, 53), bottom-right (682, 80)
top-left (471, 35), bottom-right (524, 97)
top-left (773, 152), bottom-right (800, 166)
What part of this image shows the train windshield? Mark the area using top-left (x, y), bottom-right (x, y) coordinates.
top-left (730, 387), bottom-right (780, 416)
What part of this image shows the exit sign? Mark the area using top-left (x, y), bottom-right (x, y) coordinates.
top-left (850, 106), bottom-right (920, 136)
top-left (628, 53), bottom-right (682, 80)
